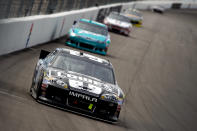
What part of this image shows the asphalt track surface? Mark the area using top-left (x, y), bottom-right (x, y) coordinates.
top-left (0, 10), bottom-right (197, 131)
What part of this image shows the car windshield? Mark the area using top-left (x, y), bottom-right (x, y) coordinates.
top-left (108, 13), bottom-right (130, 23)
top-left (51, 54), bottom-right (115, 84)
top-left (75, 21), bottom-right (108, 36)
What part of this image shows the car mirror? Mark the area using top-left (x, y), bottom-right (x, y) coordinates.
top-left (39, 50), bottom-right (50, 59)
top-left (73, 20), bottom-right (77, 25)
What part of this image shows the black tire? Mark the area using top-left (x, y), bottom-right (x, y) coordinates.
top-left (30, 66), bottom-right (37, 95)
top-left (30, 70), bottom-right (43, 100)
top-left (104, 48), bottom-right (108, 54)
top-left (124, 32), bottom-right (129, 37)
top-left (65, 34), bottom-right (69, 43)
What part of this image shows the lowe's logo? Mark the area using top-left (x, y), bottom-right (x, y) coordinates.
top-left (69, 91), bottom-right (97, 103)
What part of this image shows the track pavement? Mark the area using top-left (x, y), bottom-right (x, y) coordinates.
top-left (0, 10), bottom-right (197, 131)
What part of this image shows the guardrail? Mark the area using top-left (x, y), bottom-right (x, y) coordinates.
top-left (0, 1), bottom-right (196, 55)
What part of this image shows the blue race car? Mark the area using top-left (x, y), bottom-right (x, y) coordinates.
top-left (66, 19), bottom-right (110, 55)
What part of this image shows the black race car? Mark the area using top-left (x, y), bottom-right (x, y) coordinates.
top-left (30, 48), bottom-right (125, 122)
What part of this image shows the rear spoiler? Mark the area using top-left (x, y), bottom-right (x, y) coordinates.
top-left (39, 50), bottom-right (50, 59)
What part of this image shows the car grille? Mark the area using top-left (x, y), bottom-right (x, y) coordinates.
top-left (67, 97), bottom-right (96, 112)
top-left (95, 100), bottom-right (117, 115)
top-left (45, 85), bottom-right (67, 104)
top-left (69, 38), bottom-right (95, 50)
top-left (79, 42), bottom-right (94, 50)
top-left (69, 87), bottom-right (99, 97)
top-left (42, 86), bottom-right (118, 115)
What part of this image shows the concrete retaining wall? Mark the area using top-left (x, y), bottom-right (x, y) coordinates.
top-left (0, 7), bottom-right (100, 55)
top-left (0, 1), bottom-right (197, 55)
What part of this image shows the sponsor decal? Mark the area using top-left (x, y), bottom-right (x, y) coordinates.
top-left (69, 79), bottom-right (102, 95)
top-left (69, 91), bottom-right (97, 103)
top-left (42, 78), bottom-right (49, 84)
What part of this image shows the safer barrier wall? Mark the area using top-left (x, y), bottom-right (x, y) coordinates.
top-left (0, 3), bottom-right (124, 55)
top-left (0, 1), bottom-right (197, 55)
top-left (0, 7), bottom-right (99, 55)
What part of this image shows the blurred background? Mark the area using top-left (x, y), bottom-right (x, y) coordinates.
top-left (0, 0), bottom-right (136, 19)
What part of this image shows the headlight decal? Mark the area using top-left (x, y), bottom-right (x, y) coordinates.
top-left (100, 93), bottom-right (118, 101)
top-left (56, 79), bottom-right (67, 87)
top-left (70, 30), bottom-right (76, 37)
top-left (42, 78), bottom-right (50, 85)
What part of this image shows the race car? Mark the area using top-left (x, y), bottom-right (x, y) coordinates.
top-left (123, 8), bottom-right (143, 24)
top-left (151, 5), bottom-right (165, 14)
top-left (30, 48), bottom-right (125, 122)
top-left (103, 12), bottom-right (132, 36)
top-left (66, 19), bottom-right (110, 55)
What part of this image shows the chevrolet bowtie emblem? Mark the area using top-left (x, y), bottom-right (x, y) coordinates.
top-left (82, 86), bottom-right (88, 90)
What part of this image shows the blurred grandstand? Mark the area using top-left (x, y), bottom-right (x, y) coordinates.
top-left (0, 0), bottom-right (135, 19)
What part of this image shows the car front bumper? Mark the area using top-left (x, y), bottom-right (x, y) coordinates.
top-left (38, 84), bottom-right (120, 121)
top-left (106, 23), bottom-right (131, 35)
top-left (66, 36), bottom-right (108, 55)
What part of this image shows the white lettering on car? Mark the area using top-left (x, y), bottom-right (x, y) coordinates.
top-left (69, 91), bottom-right (97, 103)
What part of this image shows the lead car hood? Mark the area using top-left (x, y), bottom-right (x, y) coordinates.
top-left (73, 28), bottom-right (106, 42)
top-left (46, 68), bottom-right (121, 96)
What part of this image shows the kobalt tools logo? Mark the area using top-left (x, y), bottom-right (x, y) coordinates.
top-left (69, 91), bottom-right (97, 103)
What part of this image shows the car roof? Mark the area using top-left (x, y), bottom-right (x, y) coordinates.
top-left (109, 12), bottom-right (131, 21)
top-left (79, 19), bottom-right (107, 28)
top-left (55, 48), bottom-right (112, 66)
top-left (110, 12), bottom-right (126, 17)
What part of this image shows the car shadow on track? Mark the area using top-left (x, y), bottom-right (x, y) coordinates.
top-left (109, 31), bottom-right (130, 38)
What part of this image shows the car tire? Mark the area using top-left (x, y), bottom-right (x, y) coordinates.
top-left (30, 67), bottom-right (37, 96)
top-left (124, 31), bottom-right (129, 36)
top-left (104, 48), bottom-right (108, 54)
top-left (30, 70), bottom-right (43, 100)
top-left (65, 34), bottom-right (69, 43)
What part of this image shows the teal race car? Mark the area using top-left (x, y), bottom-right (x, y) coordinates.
top-left (66, 19), bottom-right (110, 55)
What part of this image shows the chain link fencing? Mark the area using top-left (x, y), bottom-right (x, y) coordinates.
top-left (0, 0), bottom-right (135, 19)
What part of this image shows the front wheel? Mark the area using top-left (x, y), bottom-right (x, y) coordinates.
top-left (30, 80), bottom-right (38, 99)
top-left (65, 34), bottom-right (69, 43)
top-left (30, 71), bottom-right (43, 100)
top-left (109, 111), bottom-right (120, 122)
top-left (104, 47), bottom-right (108, 53)
top-left (124, 30), bottom-right (130, 36)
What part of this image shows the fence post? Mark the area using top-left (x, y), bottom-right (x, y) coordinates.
top-left (29, 0), bottom-right (35, 15)
top-left (46, 0), bottom-right (58, 14)
top-left (37, 0), bottom-right (43, 14)
top-left (5, 0), bottom-right (13, 18)
top-left (17, 0), bottom-right (24, 17)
